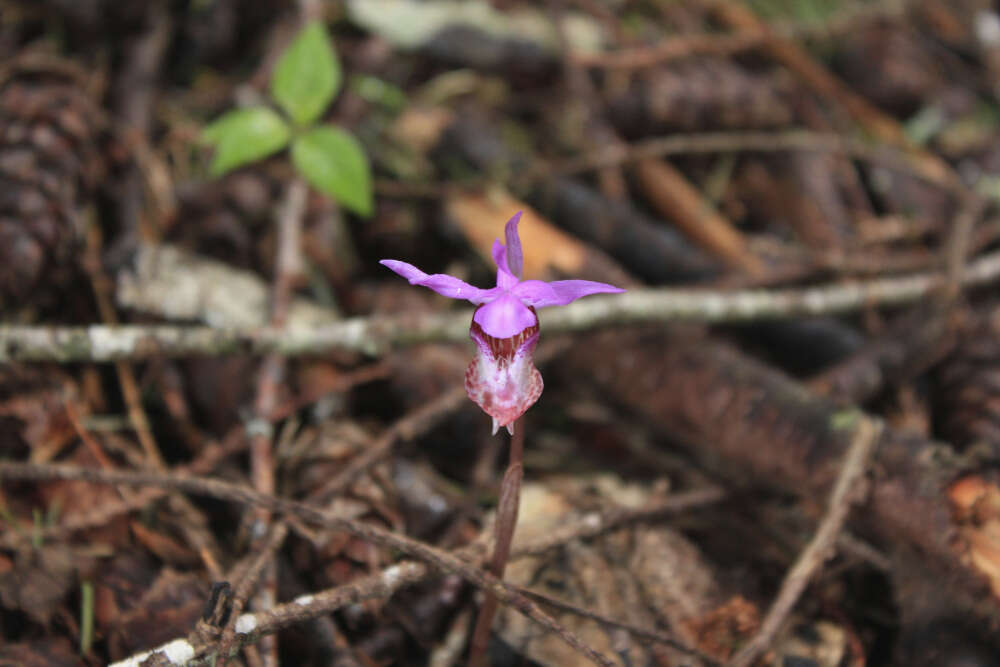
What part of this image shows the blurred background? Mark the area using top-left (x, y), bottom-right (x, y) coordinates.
top-left (4, 1), bottom-right (1000, 665)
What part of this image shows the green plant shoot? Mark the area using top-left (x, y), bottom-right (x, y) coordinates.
top-left (200, 21), bottom-right (373, 216)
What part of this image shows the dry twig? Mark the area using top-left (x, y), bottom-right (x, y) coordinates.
top-left (216, 523), bottom-right (290, 664)
top-left (7, 249), bottom-right (1000, 363)
top-left (0, 462), bottom-right (630, 667)
top-left (239, 177), bottom-right (308, 666)
top-left (520, 587), bottom-right (723, 667)
top-left (83, 482), bottom-right (723, 666)
top-left (82, 225), bottom-right (226, 578)
top-left (550, 130), bottom-right (962, 193)
top-left (307, 385), bottom-right (467, 503)
top-left (728, 416), bottom-right (884, 667)
top-left (942, 194), bottom-right (988, 304)
top-left (570, 0), bottom-right (913, 69)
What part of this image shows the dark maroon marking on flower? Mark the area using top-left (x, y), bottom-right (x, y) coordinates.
top-left (380, 211), bottom-right (622, 432)
top-left (465, 306), bottom-right (543, 432)
top-left (468, 306), bottom-right (539, 364)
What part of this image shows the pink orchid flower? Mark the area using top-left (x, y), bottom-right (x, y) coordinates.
top-left (380, 212), bottom-right (625, 434)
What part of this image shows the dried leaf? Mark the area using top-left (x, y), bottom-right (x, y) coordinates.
top-left (0, 545), bottom-right (80, 625)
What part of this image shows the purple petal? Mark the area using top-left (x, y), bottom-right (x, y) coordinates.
top-left (491, 240), bottom-right (518, 290)
top-left (512, 279), bottom-right (626, 308)
top-left (380, 259), bottom-right (495, 304)
top-left (503, 211), bottom-right (524, 279)
top-left (491, 239), bottom-right (510, 274)
top-left (472, 292), bottom-right (538, 339)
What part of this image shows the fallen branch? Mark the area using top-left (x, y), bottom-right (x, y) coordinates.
top-left (90, 484), bottom-right (723, 666)
top-left (567, 332), bottom-right (1000, 630)
top-left (570, 0), bottom-right (913, 69)
top-left (6, 249), bottom-right (1000, 362)
top-left (306, 385), bottom-right (467, 503)
top-left (521, 587), bottom-right (723, 667)
top-left (0, 380), bottom-right (463, 551)
top-left (1, 462), bottom-right (660, 667)
top-left (550, 129), bottom-right (961, 193)
top-left (238, 176), bottom-right (309, 667)
top-left (117, 242), bottom-right (341, 329)
top-left (728, 416), bottom-right (883, 666)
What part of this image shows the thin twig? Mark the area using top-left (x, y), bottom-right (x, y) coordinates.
top-left (547, 130), bottom-right (962, 193)
top-left (109, 1), bottom-right (172, 259)
top-left (86, 223), bottom-right (226, 579)
top-left (942, 194), bottom-right (987, 304)
top-left (512, 486), bottom-right (726, 557)
top-left (571, 31), bottom-right (766, 69)
top-left (520, 586), bottom-right (723, 667)
top-left (7, 248), bottom-right (1000, 363)
top-left (0, 428), bottom-right (249, 550)
top-left (244, 177), bottom-right (307, 667)
top-left (5, 381), bottom-right (463, 555)
top-left (710, 1), bottom-right (905, 147)
top-left (570, 0), bottom-right (913, 69)
top-left (0, 462), bottom-right (617, 667)
top-left (92, 484), bottom-right (724, 666)
top-left (727, 416), bottom-right (884, 667)
top-left (85, 225), bottom-right (164, 467)
top-left (376, 125), bottom-right (959, 202)
top-left (216, 523), bottom-right (290, 663)
top-left (307, 385), bottom-right (467, 503)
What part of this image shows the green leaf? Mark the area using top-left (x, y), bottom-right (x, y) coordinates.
top-left (201, 107), bottom-right (291, 176)
top-left (271, 21), bottom-right (341, 126)
top-left (350, 74), bottom-right (407, 112)
top-left (292, 126), bottom-right (373, 217)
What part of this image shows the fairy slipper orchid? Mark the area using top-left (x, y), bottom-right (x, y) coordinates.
top-left (380, 211), bottom-right (625, 434)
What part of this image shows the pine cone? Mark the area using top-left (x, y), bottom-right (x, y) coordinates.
top-left (936, 306), bottom-right (1000, 451)
top-left (0, 57), bottom-right (105, 305)
top-left (607, 59), bottom-right (794, 137)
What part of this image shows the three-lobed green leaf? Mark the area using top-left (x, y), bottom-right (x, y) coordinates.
top-left (201, 107), bottom-right (291, 176)
top-left (271, 21), bottom-right (341, 126)
top-left (292, 126), bottom-right (373, 217)
top-left (203, 22), bottom-right (373, 216)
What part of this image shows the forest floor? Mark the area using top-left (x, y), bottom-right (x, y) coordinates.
top-left (3, 1), bottom-right (1000, 665)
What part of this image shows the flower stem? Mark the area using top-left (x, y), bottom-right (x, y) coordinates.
top-left (468, 417), bottom-right (525, 666)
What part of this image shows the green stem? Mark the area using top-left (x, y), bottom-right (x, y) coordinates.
top-left (80, 580), bottom-right (94, 655)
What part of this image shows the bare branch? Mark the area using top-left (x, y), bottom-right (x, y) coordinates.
top-left (728, 416), bottom-right (884, 667)
top-left (5, 250), bottom-right (1000, 363)
top-left (0, 462), bottom-right (641, 667)
top-left (549, 129), bottom-right (962, 193)
top-left (87, 481), bottom-right (722, 666)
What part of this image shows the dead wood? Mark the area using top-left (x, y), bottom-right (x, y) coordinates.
top-left (562, 330), bottom-right (1000, 642)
